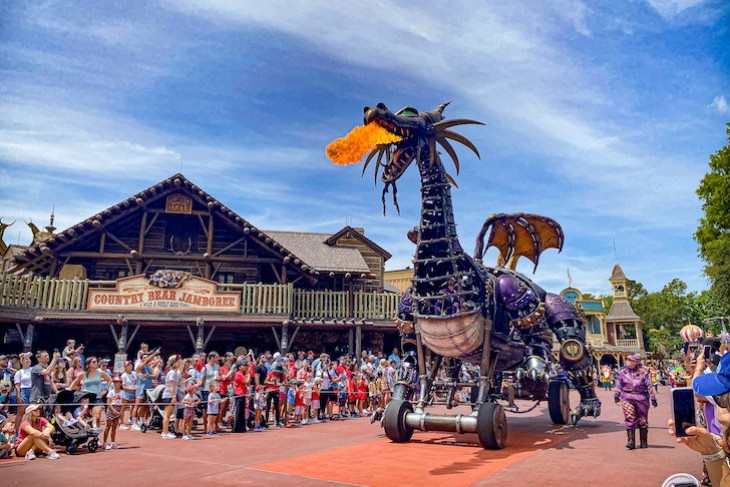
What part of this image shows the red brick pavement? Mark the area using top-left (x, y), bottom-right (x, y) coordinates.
top-left (0, 385), bottom-right (702, 486)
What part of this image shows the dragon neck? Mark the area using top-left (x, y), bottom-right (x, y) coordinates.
top-left (412, 146), bottom-right (478, 312)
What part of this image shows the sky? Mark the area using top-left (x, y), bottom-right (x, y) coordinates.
top-left (0, 0), bottom-right (728, 297)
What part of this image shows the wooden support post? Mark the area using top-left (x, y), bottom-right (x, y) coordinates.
top-left (280, 324), bottom-right (289, 352)
top-left (205, 215), bottom-right (214, 279)
top-left (195, 318), bottom-right (205, 354)
top-left (355, 324), bottom-right (362, 365)
top-left (348, 328), bottom-right (354, 357)
top-left (16, 322), bottom-right (35, 353)
top-left (289, 325), bottom-right (301, 351)
top-left (271, 326), bottom-right (281, 353)
top-left (136, 211), bottom-right (147, 274)
top-left (116, 316), bottom-right (129, 353)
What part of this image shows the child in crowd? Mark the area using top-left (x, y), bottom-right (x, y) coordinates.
top-left (253, 386), bottom-right (265, 432)
top-left (294, 382), bottom-right (305, 424)
top-left (286, 380), bottom-right (296, 427)
top-left (182, 384), bottom-right (200, 440)
top-left (346, 374), bottom-right (358, 417)
top-left (357, 373), bottom-right (368, 416)
top-left (311, 378), bottom-right (321, 423)
top-left (0, 420), bottom-right (15, 458)
top-left (206, 380), bottom-right (221, 436)
top-left (104, 376), bottom-right (123, 450)
top-left (302, 380), bottom-right (312, 424)
top-left (338, 374), bottom-right (348, 417)
top-left (72, 396), bottom-right (94, 432)
top-left (368, 372), bottom-right (381, 414)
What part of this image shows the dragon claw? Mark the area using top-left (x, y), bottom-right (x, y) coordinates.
top-left (572, 398), bottom-right (602, 421)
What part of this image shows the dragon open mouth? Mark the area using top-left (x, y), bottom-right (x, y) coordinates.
top-left (327, 101), bottom-right (484, 214)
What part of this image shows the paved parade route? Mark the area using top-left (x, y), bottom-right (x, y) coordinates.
top-left (1, 385), bottom-right (700, 486)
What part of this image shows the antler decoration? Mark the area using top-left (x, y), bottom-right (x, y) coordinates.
top-left (474, 213), bottom-right (564, 273)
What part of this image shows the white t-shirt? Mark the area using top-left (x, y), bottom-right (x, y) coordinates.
top-left (14, 368), bottom-right (32, 389)
top-left (201, 364), bottom-right (220, 392)
top-left (121, 371), bottom-right (139, 392)
top-left (163, 370), bottom-right (180, 399)
top-left (107, 388), bottom-right (123, 408)
top-left (207, 392), bottom-right (220, 414)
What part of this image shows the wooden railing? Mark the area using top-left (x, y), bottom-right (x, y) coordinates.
top-left (0, 273), bottom-right (399, 320)
top-left (616, 339), bottom-right (641, 349)
top-left (293, 289), bottom-right (349, 318)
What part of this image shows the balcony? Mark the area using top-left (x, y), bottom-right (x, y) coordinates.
top-left (615, 339), bottom-right (641, 349)
top-left (0, 273), bottom-right (400, 321)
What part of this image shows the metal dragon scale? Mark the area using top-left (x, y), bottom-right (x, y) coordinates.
top-left (329, 102), bottom-right (601, 449)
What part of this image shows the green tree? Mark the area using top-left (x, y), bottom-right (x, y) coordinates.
top-left (695, 123), bottom-right (730, 304)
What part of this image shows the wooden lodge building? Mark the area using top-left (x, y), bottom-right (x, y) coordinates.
top-left (0, 174), bottom-right (401, 359)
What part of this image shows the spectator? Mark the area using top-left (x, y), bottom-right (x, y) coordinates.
top-left (67, 355), bottom-right (83, 391)
top-left (120, 361), bottom-right (139, 430)
top-left (253, 386), bottom-right (265, 431)
top-left (134, 352), bottom-right (160, 429)
top-left (52, 358), bottom-right (69, 390)
top-left (15, 404), bottom-right (59, 460)
top-left (8, 354), bottom-right (20, 372)
top-left (285, 379), bottom-right (296, 427)
top-left (68, 356), bottom-right (112, 430)
top-left (161, 355), bottom-right (183, 440)
top-left (671, 351), bottom-right (730, 486)
top-left (264, 360), bottom-right (284, 428)
top-left (181, 384), bottom-right (199, 440)
top-left (14, 354), bottom-right (33, 425)
top-left (232, 362), bottom-right (250, 432)
top-left (198, 352), bottom-right (220, 430)
top-left (31, 350), bottom-right (60, 403)
top-left (76, 345), bottom-right (86, 367)
top-left (206, 381), bottom-right (221, 436)
top-left (62, 339), bottom-right (76, 359)
top-left (0, 417), bottom-right (15, 459)
top-left (103, 376), bottom-right (123, 450)
top-left (311, 377), bottom-right (321, 423)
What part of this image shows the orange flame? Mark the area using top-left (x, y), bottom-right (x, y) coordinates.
top-left (326, 124), bottom-right (402, 165)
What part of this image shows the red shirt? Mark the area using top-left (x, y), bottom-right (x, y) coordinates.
top-left (219, 366), bottom-right (233, 395)
top-left (19, 418), bottom-right (49, 442)
top-left (295, 389), bottom-right (304, 407)
top-left (265, 370), bottom-right (282, 392)
top-left (233, 371), bottom-right (248, 397)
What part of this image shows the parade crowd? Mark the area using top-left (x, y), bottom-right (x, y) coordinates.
top-left (0, 339), bottom-right (404, 460)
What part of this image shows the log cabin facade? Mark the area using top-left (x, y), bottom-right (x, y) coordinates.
top-left (0, 174), bottom-right (400, 358)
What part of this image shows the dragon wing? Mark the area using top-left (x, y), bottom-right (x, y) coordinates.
top-left (474, 213), bottom-right (564, 273)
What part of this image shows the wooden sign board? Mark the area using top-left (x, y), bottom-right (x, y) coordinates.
top-left (87, 272), bottom-right (241, 313)
top-left (165, 194), bottom-right (192, 214)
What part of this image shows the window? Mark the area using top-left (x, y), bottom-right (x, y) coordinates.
top-left (587, 316), bottom-right (602, 335)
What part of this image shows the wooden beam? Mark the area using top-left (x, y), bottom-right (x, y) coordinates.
top-left (212, 237), bottom-right (246, 257)
top-left (103, 228), bottom-right (133, 252)
top-left (271, 326), bottom-right (281, 353)
top-left (144, 213), bottom-right (159, 236)
top-left (136, 211), bottom-right (147, 274)
top-left (270, 263), bottom-right (283, 284)
top-left (197, 214), bottom-right (209, 239)
top-left (59, 251), bottom-right (279, 264)
top-left (205, 215), bottom-right (214, 279)
top-left (99, 233), bottom-right (106, 253)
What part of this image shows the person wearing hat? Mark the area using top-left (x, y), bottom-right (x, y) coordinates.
top-left (15, 403), bottom-right (60, 460)
top-left (615, 353), bottom-right (657, 449)
top-left (263, 362), bottom-right (284, 428)
top-left (669, 351), bottom-right (730, 486)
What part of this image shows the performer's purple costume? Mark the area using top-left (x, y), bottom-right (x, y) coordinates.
top-left (614, 363), bottom-right (657, 449)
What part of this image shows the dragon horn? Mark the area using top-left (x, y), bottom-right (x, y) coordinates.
top-left (434, 101), bottom-right (451, 114)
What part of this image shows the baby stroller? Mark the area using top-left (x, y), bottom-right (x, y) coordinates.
top-left (140, 384), bottom-right (166, 433)
top-left (46, 390), bottom-right (100, 454)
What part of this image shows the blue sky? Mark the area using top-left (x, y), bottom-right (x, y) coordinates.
top-left (1, 0), bottom-right (728, 297)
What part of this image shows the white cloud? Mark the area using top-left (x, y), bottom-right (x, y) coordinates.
top-left (646, 0), bottom-right (706, 19)
top-left (711, 95), bottom-right (729, 114)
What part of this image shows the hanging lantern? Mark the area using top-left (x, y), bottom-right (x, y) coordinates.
top-left (680, 324), bottom-right (703, 343)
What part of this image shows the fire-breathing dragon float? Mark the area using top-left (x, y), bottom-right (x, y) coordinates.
top-left (327, 102), bottom-right (601, 449)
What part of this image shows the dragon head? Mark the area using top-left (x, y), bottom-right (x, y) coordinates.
top-left (361, 102), bottom-right (484, 213)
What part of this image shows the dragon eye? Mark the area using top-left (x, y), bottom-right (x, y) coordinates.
top-left (397, 106), bottom-right (419, 117)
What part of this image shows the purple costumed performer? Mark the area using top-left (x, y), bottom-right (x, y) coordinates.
top-left (614, 353), bottom-right (658, 449)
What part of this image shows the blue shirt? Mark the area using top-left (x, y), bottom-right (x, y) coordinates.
top-left (287, 388), bottom-right (295, 405)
